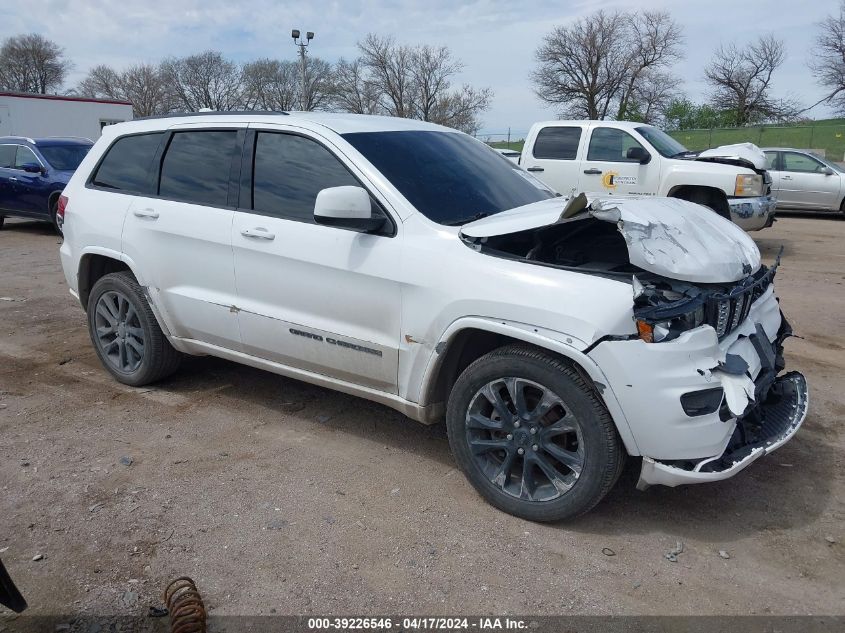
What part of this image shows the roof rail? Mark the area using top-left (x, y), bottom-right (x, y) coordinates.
top-left (137, 110), bottom-right (289, 121)
top-left (0, 135), bottom-right (36, 144)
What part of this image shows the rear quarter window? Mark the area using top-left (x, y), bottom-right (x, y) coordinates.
top-left (91, 133), bottom-right (164, 194)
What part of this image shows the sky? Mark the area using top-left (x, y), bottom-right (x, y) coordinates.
top-left (3, 0), bottom-right (840, 136)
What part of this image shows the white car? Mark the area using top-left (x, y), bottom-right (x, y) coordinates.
top-left (520, 120), bottom-right (777, 231)
top-left (58, 112), bottom-right (808, 521)
top-left (762, 148), bottom-right (845, 214)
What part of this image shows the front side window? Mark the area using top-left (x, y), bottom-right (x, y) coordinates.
top-left (38, 144), bottom-right (91, 171)
top-left (783, 152), bottom-right (826, 173)
top-left (532, 126), bottom-right (581, 160)
top-left (252, 132), bottom-right (361, 222)
top-left (92, 132), bottom-right (164, 194)
top-left (0, 145), bottom-right (14, 168)
top-left (587, 128), bottom-right (645, 162)
top-left (159, 131), bottom-right (238, 207)
top-left (343, 130), bottom-right (554, 225)
top-left (14, 146), bottom-right (40, 169)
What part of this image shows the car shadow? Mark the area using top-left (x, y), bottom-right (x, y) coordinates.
top-left (0, 218), bottom-right (56, 236)
top-left (152, 355), bottom-right (829, 540)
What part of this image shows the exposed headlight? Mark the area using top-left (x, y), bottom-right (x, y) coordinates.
top-left (636, 303), bottom-right (706, 343)
top-left (735, 174), bottom-right (763, 197)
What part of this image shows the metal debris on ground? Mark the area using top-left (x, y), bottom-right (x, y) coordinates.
top-left (664, 541), bottom-right (684, 563)
top-left (31, 554), bottom-right (43, 561)
top-left (149, 605), bottom-right (169, 618)
top-left (165, 576), bottom-right (206, 633)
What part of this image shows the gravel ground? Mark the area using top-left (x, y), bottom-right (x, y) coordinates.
top-left (0, 214), bottom-right (843, 618)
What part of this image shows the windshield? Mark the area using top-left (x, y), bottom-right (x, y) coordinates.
top-left (635, 126), bottom-right (689, 158)
top-left (38, 144), bottom-right (91, 171)
top-left (342, 130), bottom-right (554, 225)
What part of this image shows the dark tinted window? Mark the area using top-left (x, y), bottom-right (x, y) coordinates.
top-left (0, 145), bottom-right (14, 168)
top-left (14, 146), bottom-right (39, 169)
top-left (587, 128), bottom-right (644, 162)
top-left (159, 131), bottom-right (238, 206)
top-left (252, 132), bottom-right (360, 221)
top-left (343, 131), bottom-right (554, 225)
top-left (39, 144), bottom-right (91, 171)
top-left (92, 133), bottom-right (163, 193)
top-left (532, 126), bottom-right (581, 160)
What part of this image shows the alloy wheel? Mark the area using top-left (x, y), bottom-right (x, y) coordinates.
top-left (93, 290), bottom-right (145, 373)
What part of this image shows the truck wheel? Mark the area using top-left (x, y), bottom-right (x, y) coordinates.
top-left (87, 271), bottom-right (182, 387)
top-left (676, 189), bottom-right (731, 221)
top-left (446, 345), bottom-right (624, 522)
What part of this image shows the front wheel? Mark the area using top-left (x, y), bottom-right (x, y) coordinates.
top-left (87, 272), bottom-right (182, 386)
top-left (446, 345), bottom-right (624, 522)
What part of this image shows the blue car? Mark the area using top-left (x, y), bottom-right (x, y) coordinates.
top-left (0, 136), bottom-right (93, 234)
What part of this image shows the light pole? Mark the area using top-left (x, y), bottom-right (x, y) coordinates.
top-left (291, 29), bottom-right (314, 111)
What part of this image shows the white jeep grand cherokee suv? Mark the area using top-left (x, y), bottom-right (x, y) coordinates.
top-left (58, 112), bottom-right (808, 521)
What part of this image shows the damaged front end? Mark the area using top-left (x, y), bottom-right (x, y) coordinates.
top-left (460, 193), bottom-right (808, 489)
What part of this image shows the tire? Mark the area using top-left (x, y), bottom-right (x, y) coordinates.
top-left (49, 197), bottom-right (62, 236)
top-left (676, 188), bottom-right (731, 221)
top-left (0, 216), bottom-right (4, 230)
top-left (87, 271), bottom-right (182, 386)
top-left (446, 344), bottom-right (624, 522)
top-left (839, 198), bottom-right (845, 218)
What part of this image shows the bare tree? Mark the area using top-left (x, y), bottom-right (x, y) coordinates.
top-left (624, 70), bottom-right (681, 125)
top-left (242, 59), bottom-right (300, 111)
top-left (532, 10), bottom-right (681, 120)
top-left (77, 63), bottom-right (172, 117)
top-left (346, 33), bottom-right (491, 131)
top-left (704, 35), bottom-right (799, 125)
top-left (331, 58), bottom-right (382, 114)
top-left (160, 51), bottom-right (243, 111)
top-left (810, 0), bottom-right (845, 114)
top-left (0, 33), bottom-right (71, 94)
top-left (300, 57), bottom-right (335, 111)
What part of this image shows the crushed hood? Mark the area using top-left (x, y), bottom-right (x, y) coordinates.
top-left (694, 142), bottom-right (767, 171)
top-left (461, 194), bottom-right (761, 283)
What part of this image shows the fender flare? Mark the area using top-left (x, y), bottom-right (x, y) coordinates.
top-left (419, 317), bottom-right (641, 455)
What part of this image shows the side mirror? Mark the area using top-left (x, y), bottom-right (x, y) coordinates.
top-left (314, 186), bottom-right (385, 233)
top-left (626, 147), bottom-right (651, 164)
top-left (823, 167), bottom-right (835, 176)
top-left (21, 162), bottom-right (43, 174)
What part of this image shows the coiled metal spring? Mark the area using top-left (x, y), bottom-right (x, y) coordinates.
top-left (164, 577), bottom-right (206, 633)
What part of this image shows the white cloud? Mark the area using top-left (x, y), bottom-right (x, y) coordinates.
top-left (3, 0), bottom-right (837, 135)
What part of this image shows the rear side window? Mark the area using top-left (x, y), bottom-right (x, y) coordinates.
top-left (0, 145), bottom-right (16, 168)
top-left (587, 128), bottom-right (644, 162)
top-left (532, 127), bottom-right (581, 160)
top-left (252, 132), bottom-right (359, 222)
top-left (92, 133), bottom-right (163, 193)
top-left (159, 131), bottom-right (238, 207)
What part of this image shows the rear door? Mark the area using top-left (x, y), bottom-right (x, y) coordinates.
top-left (231, 125), bottom-right (401, 392)
top-left (0, 144), bottom-right (16, 211)
top-left (519, 125), bottom-right (584, 194)
top-left (579, 126), bottom-right (660, 196)
top-left (777, 151), bottom-right (840, 210)
top-left (121, 127), bottom-right (244, 349)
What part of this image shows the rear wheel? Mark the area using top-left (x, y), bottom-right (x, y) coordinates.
top-left (49, 198), bottom-right (62, 236)
top-left (446, 345), bottom-right (624, 522)
top-left (0, 216), bottom-right (4, 230)
top-left (87, 272), bottom-right (182, 386)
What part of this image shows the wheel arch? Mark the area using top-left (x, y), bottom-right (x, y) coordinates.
top-left (47, 190), bottom-right (62, 214)
top-left (419, 319), bottom-right (640, 455)
top-left (77, 253), bottom-right (133, 309)
top-left (668, 185), bottom-right (731, 219)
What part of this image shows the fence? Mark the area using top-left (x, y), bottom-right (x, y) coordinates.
top-left (668, 124), bottom-right (845, 160)
top-left (474, 129), bottom-right (527, 150)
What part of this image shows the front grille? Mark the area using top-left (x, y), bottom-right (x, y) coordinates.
top-left (705, 263), bottom-right (777, 339)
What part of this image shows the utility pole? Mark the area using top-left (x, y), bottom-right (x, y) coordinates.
top-left (291, 29), bottom-right (314, 111)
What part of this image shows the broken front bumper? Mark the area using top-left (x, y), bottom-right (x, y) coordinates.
top-left (637, 371), bottom-right (808, 488)
top-left (728, 195), bottom-right (777, 231)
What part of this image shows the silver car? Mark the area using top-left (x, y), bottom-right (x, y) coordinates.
top-left (763, 148), bottom-right (845, 215)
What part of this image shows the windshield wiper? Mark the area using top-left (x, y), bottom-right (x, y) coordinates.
top-left (442, 211), bottom-right (492, 226)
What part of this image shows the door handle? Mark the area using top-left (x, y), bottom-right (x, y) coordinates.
top-left (781, 176), bottom-right (793, 180)
top-left (8, 177), bottom-right (18, 182)
top-left (133, 208), bottom-right (159, 219)
top-left (241, 227), bottom-right (275, 240)
top-left (583, 168), bottom-right (602, 175)
top-left (526, 167), bottom-right (544, 172)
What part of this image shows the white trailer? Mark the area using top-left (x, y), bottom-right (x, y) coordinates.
top-left (0, 91), bottom-right (133, 140)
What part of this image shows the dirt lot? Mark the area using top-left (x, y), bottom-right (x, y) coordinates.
top-left (0, 214), bottom-right (843, 618)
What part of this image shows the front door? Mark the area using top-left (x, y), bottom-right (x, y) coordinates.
top-left (776, 151), bottom-right (841, 210)
top-left (232, 127), bottom-right (401, 392)
top-left (121, 127), bottom-right (243, 349)
top-left (578, 126), bottom-right (660, 197)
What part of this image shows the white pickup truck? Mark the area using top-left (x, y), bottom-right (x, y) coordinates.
top-left (519, 120), bottom-right (777, 231)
